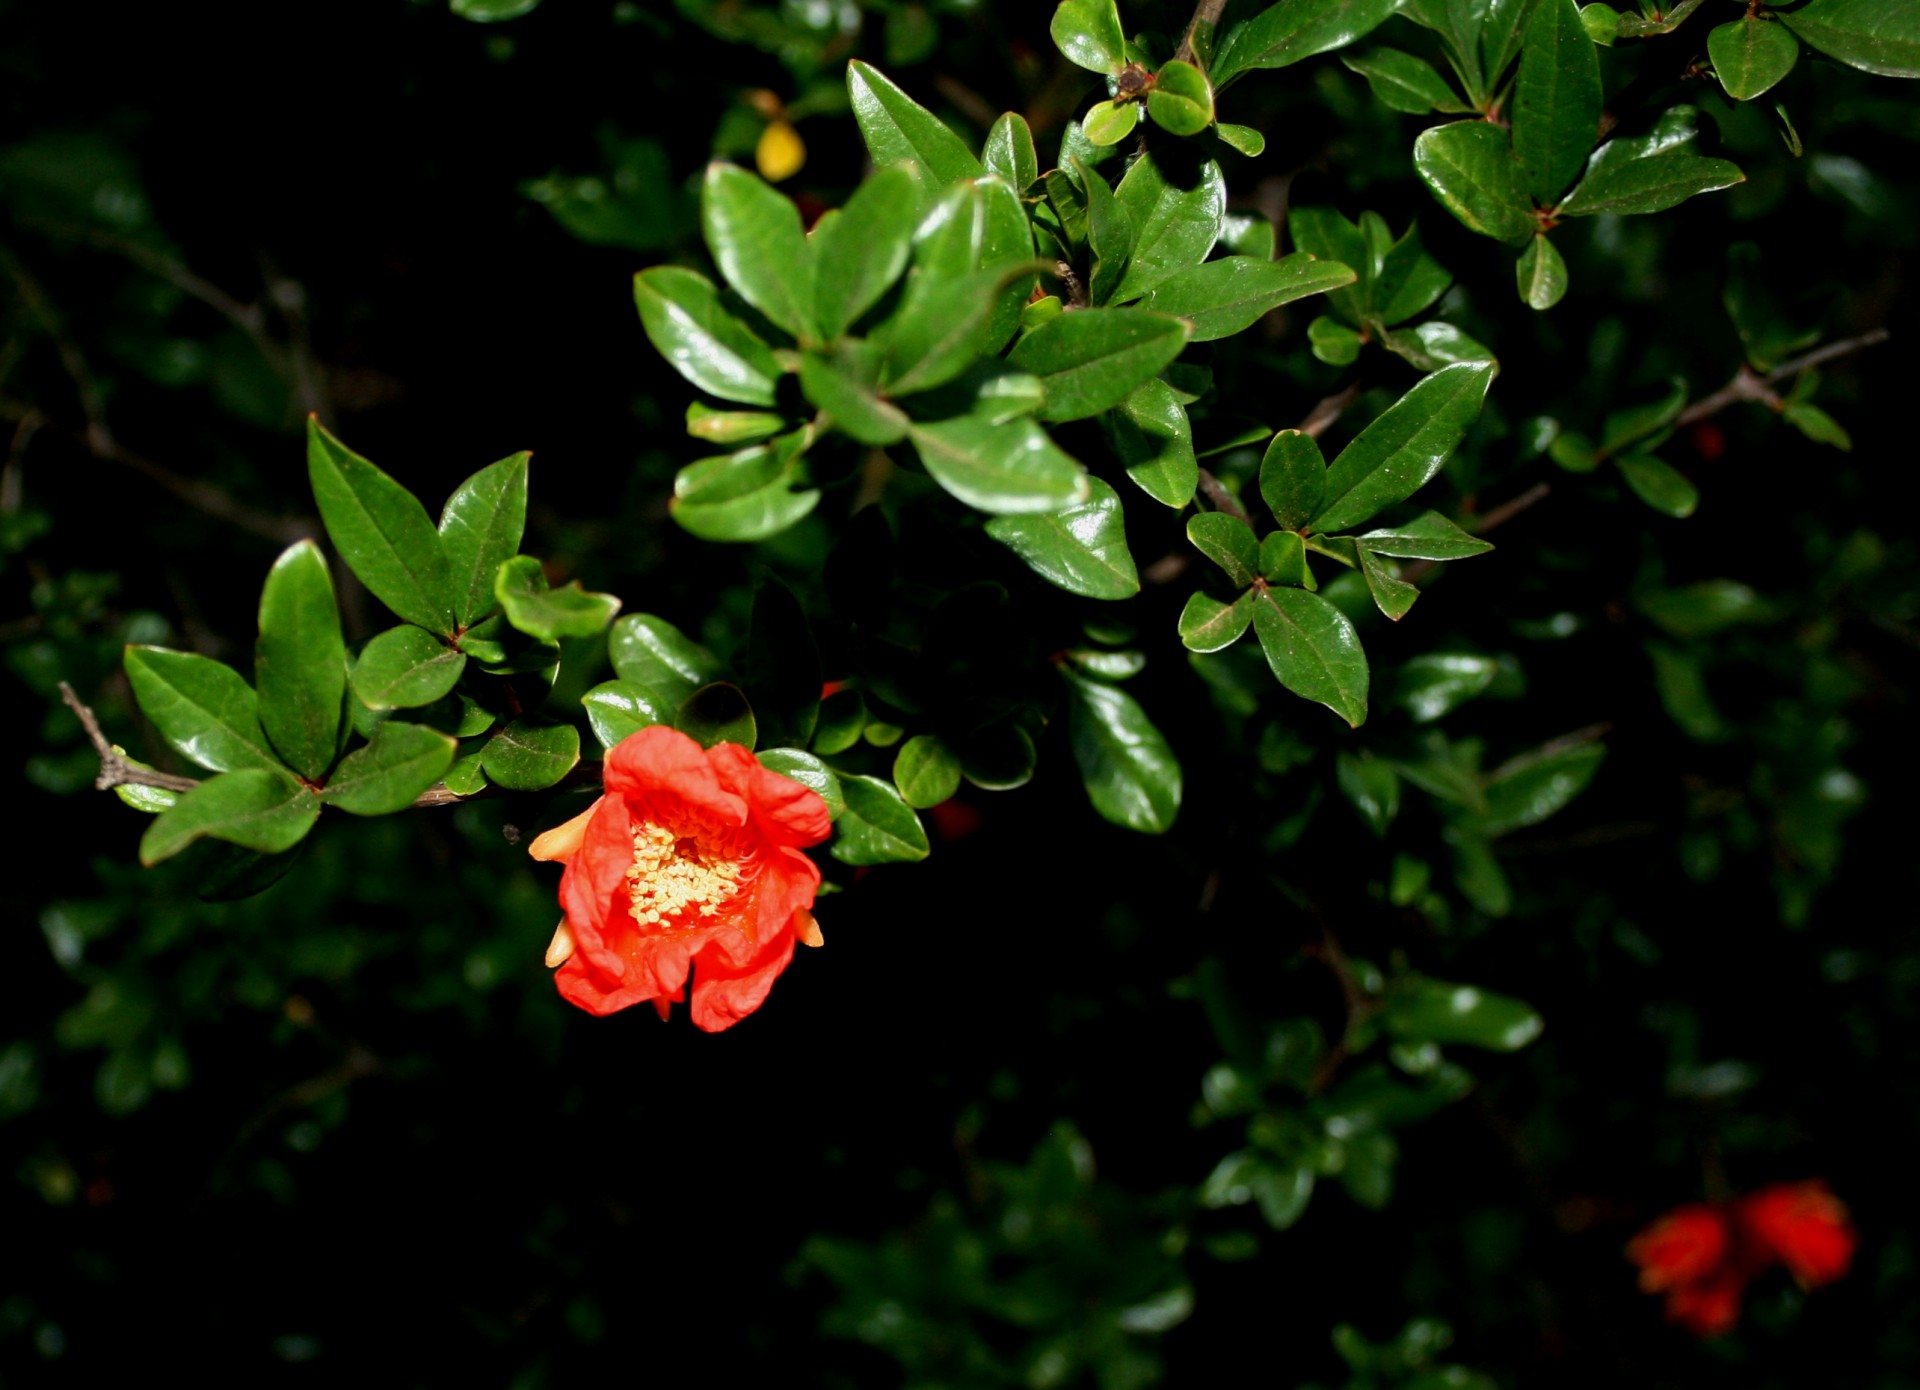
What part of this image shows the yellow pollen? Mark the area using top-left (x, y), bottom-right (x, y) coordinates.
top-left (626, 822), bottom-right (742, 927)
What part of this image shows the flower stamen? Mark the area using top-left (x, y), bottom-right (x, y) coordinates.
top-left (627, 821), bottom-right (743, 927)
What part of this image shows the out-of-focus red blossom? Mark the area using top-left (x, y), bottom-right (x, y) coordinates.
top-left (526, 725), bottom-right (831, 1032)
top-left (1689, 421), bottom-right (1727, 462)
top-left (1627, 1181), bottom-right (1857, 1336)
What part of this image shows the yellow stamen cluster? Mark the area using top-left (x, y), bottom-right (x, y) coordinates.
top-left (627, 822), bottom-right (742, 928)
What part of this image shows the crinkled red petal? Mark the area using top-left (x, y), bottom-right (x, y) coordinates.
top-left (689, 930), bottom-right (797, 1032)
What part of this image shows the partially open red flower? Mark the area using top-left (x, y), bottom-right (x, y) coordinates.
top-left (527, 725), bottom-right (831, 1032)
top-left (1738, 1181), bottom-right (1857, 1289)
top-left (1628, 1204), bottom-right (1731, 1294)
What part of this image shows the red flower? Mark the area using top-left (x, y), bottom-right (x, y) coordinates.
top-left (1628, 1204), bottom-right (1731, 1294)
top-left (527, 725), bottom-right (831, 1032)
top-left (1738, 1181), bottom-right (1857, 1289)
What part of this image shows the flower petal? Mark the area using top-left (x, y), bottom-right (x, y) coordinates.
top-left (710, 741), bottom-right (831, 846)
top-left (528, 801), bottom-right (600, 862)
top-left (605, 724), bottom-right (747, 826)
top-left (688, 930), bottom-right (797, 1031)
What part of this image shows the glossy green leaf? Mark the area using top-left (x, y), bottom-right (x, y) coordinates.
top-left (1288, 206), bottom-right (1368, 322)
top-left (308, 420), bottom-right (457, 634)
top-left (1212, 0), bottom-right (1402, 87)
top-left (1783, 400), bottom-right (1853, 451)
top-left (1179, 590), bottom-right (1255, 652)
top-left (1781, 0), bottom-right (1920, 79)
top-left (1475, 737), bottom-right (1605, 835)
top-left (1560, 108), bottom-right (1745, 217)
top-left (909, 417), bottom-right (1088, 515)
top-left (581, 679), bottom-right (674, 749)
top-left (321, 721), bottom-right (456, 815)
top-left (1357, 544), bottom-right (1420, 620)
top-left (1259, 429), bottom-right (1327, 531)
top-left (124, 646), bottom-right (279, 773)
top-left (1147, 60), bottom-right (1214, 136)
top-left (1381, 320), bottom-right (1498, 372)
top-left (139, 768), bottom-right (319, 866)
top-left (1310, 362), bottom-right (1496, 533)
top-left (451, 0), bottom-right (540, 20)
top-left (881, 268), bottom-right (1012, 397)
top-left (1389, 653), bottom-right (1501, 722)
top-left (832, 774), bottom-right (931, 864)
top-left (1078, 155), bottom-right (1135, 307)
top-left (1252, 586), bottom-right (1370, 727)
top-left (847, 60), bottom-right (984, 193)
top-left (1061, 667), bottom-right (1181, 833)
top-left (685, 402), bottom-right (784, 445)
top-left (1710, 16), bottom-right (1801, 100)
top-left (756, 748), bottom-right (844, 821)
top-left (254, 540), bottom-right (345, 780)
top-left (1186, 511), bottom-right (1260, 588)
top-left (480, 718), bottom-right (581, 791)
top-left (1309, 315), bottom-right (1364, 365)
top-left (1009, 310), bottom-right (1191, 422)
top-left (438, 451), bottom-right (529, 628)
top-left (1637, 579), bottom-right (1776, 639)
top-left (1374, 221), bottom-right (1454, 324)
top-left (1135, 254), bottom-right (1355, 341)
top-left (351, 624), bottom-right (467, 710)
top-left (1612, 0), bottom-right (1703, 36)
top-left (1413, 121), bottom-right (1535, 247)
top-left (744, 581), bottom-right (821, 750)
top-left (633, 266), bottom-right (783, 407)
top-left (812, 165), bottom-right (918, 339)
top-left (1336, 750), bottom-right (1401, 835)
top-left (1513, 0), bottom-right (1602, 203)
top-left (1516, 235), bottom-right (1568, 310)
top-left (494, 554), bottom-right (620, 643)
top-left (1082, 99), bottom-right (1141, 147)
top-left (1106, 377), bottom-right (1198, 507)
top-left (1340, 47), bottom-right (1469, 113)
top-left (608, 614), bottom-right (722, 703)
top-left (893, 735), bottom-right (963, 808)
top-left (800, 347), bottom-right (910, 445)
top-left (674, 682), bottom-right (757, 751)
top-left (672, 440), bottom-right (820, 542)
top-left (811, 689), bottom-right (868, 756)
top-left (1386, 976), bottom-right (1543, 1050)
top-left (1617, 453), bottom-right (1699, 518)
top-left (701, 162), bottom-right (817, 341)
top-left (1215, 123), bottom-right (1267, 156)
top-left (113, 767), bottom-right (179, 814)
top-left (985, 477), bottom-right (1140, 599)
top-left (982, 112), bottom-right (1039, 189)
top-left (1260, 530), bottom-right (1314, 588)
top-left (441, 742), bottom-right (487, 796)
top-left (1358, 510), bottom-right (1492, 560)
top-left (1111, 151), bottom-right (1226, 303)
top-left (1051, 0), bottom-right (1128, 72)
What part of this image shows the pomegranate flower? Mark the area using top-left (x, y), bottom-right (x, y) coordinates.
top-left (527, 725), bottom-right (831, 1031)
top-left (1738, 1181), bottom-right (1858, 1290)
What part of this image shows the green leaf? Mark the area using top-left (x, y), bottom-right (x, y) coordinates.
top-left (1381, 320), bottom-right (1498, 372)
top-left (1061, 667), bottom-right (1181, 833)
top-left (756, 748), bottom-right (844, 821)
top-left (1617, 453), bottom-right (1699, 518)
top-left (982, 112), bottom-right (1039, 190)
top-left (1179, 590), bottom-right (1255, 652)
top-left (881, 267), bottom-right (1014, 397)
top-left (633, 265), bottom-right (783, 407)
top-left (480, 718), bottom-right (582, 791)
top-left (1215, 123), bottom-right (1267, 156)
top-left (1186, 511), bottom-right (1260, 588)
top-left (1413, 121), bottom-right (1535, 247)
top-left (124, 646), bottom-right (280, 774)
top-left (1135, 254), bottom-right (1356, 341)
top-left (893, 734), bottom-right (963, 808)
top-left (1513, 0), bottom-right (1603, 204)
top-left (1082, 99), bottom-right (1142, 147)
top-left (1783, 400), bottom-right (1853, 451)
top-left (909, 416), bottom-right (1088, 515)
top-left (139, 768), bottom-right (319, 865)
top-left (985, 477), bottom-right (1141, 599)
top-left (1374, 220), bottom-right (1454, 324)
top-left (1259, 429), bottom-right (1328, 531)
top-left (812, 688), bottom-right (868, 756)
top-left (351, 625), bottom-right (467, 710)
top-left (308, 420), bottom-right (457, 634)
top-left (451, 0), bottom-right (540, 20)
top-left (1212, 0), bottom-right (1402, 87)
top-left (1600, 378), bottom-right (1687, 454)
top-left (685, 402), bottom-right (784, 445)
top-left (493, 555), bottom-right (620, 643)
top-left (1356, 544), bottom-right (1420, 620)
top-left (321, 721), bottom-right (456, 815)
top-left (1710, 16), bottom-right (1801, 100)
top-left (800, 347), bottom-right (910, 445)
top-left (1340, 47), bottom-right (1469, 113)
top-left (675, 682), bottom-right (757, 750)
top-left (254, 540), bottom-right (345, 780)
top-left (1336, 750), bottom-right (1401, 835)
top-left (1289, 207), bottom-right (1369, 322)
top-left (672, 440), bottom-right (820, 542)
top-left (1260, 530), bottom-right (1315, 587)
top-left (1309, 315), bottom-right (1364, 365)
top-left (1560, 107), bottom-right (1744, 217)
top-left (1613, 0), bottom-right (1704, 36)
top-left (1111, 151), bottom-right (1226, 303)
top-left (701, 162), bottom-right (817, 341)
top-left (1358, 510), bottom-right (1492, 560)
top-left (438, 451), bottom-right (529, 628)
top-left (1781, 0), bottom-right (1920, 79)
top-left (1474, 737), bottom-right (1605, 835)
top-left (1078, 155), bottom-right (1135, 308)
top-left (847, 60), bottom-right (984, 193)
top-left (811, 165), bottom-right (919, 339)
top-left (1051, 0), bottom-right (1128, 72)
top-left (1009, 309), bottom-right (1191, 422)
top-left (1147, 59), bottom-right (1215, 136)
top-left (1516, 235), bottom-right (1568, 310)
top-left (1310, 362), bottom-right (1496, 533)
top-left (608, 615), bottom-right (722, 703)
top-left (1386, 976), bottom-right (1543, 1050)
top-left (1389, 653), bottom-right (1501, 722)
top-left (1105, 377), bottom-right (1198, 507)
top-left (1252, 587), bottom-right (1370, 727)
top-left (442, 742), bottom-right (487, 796)
top-left (744, 581), bottom-right (821, 750)
top-left (1637, 579), bottom-right (1776, 639)
top-left (832, 774), bottom-right (931, 864)
top-left (581, 680), bottom-right (674, 748)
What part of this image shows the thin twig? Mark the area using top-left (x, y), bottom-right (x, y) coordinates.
top-left (59, 681), bottom-right (202, 795)
top-left (1400, 482), bottom-right (1552, 583)
top-left (1195, 467), bottom-right (1251, 523)
top-left (1298, 381), bottom-right (1361, 439)
top-left (1174, 0), bottom-right (1232, 67)
top-left (1674, 328), bottom-right (1890, 431)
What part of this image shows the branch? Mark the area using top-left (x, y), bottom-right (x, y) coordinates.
top-left (1674, 328), bottom-right (1890, 431)
top-left (1174, 0), bottom-right (1232, 66)
top-left (1195, 467), bottom-right (1251, 523)
top-left (1298, 381), bottom-right (1361, 439)
top-left (1399, 481), bottom-right (1552, 583)
top-left (59, 681), bottom-right (201, 795)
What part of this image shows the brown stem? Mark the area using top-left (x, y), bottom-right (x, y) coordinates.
top-left (1673, 328), bottom-right (1891, 431)
top-left (1297, 381), bottom-right (1362, 439)
top-left (59, 681), bottom-right (202, 795)
top-left (1174, 0), bottom-right (1232, 67)
top-left (1195, 467), bottom-right (1251, 523)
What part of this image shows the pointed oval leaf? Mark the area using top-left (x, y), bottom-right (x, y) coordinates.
top-left (880, 267), bottom-right (1010, 397)
top-left (1260, 530), bottom-right (1315, 587)
top-left (1389, 653), bottom-right (1501, 722)
top-left (675, 682), bottom-right (757, 751)
top-left (1077, 154), bottom-right (1136, 308)
top-left (351, 624), bottom-right (467, 710)
top-left (832, 774), bottom-right (931, 865)
top-left (1135, 254), bottom-right (1356, 341)
top-left (1310, 363), bottom-right (1495, 534)
top-left (1009, 309), bottom-right (1191, 422)
top-left (893, 735), bottom-right (963, 808)
top-left (124, 646), bottom-right (280, 774)
top-left (1709, 16), bottom-right (1801, 100)
top-left (1475, 738), bottom-right (1606, 835)
top-left (1061, 667), bottom-right (1181, 833)
top-left (633, 266), bottom-right (783, 406)
top-left (1386, 976), bottom-right (1543, 1051)
top-left (494, 555), bottom-right (621, 642)
top-left (1780, 0), bottom-right (1920, 79)
top-left (1212, 0), bottom-right (1401, 86)
top-left (1179, 589), bottom-right (1255, 652)
top-left (812, 165), bottom-right (919, 339)
top-left (702, 163), bottom-right (818, 341)
top-left (847, 60), bottom-right (984, 193)
top-left (1260, 429), bottom-right (1327, 531)
top-left (985, 477), bottom-right (1140, 599)
top-left (321, 721), bottom-right (457, 815)
top-left (1186, 512), bottom-right (1260, 588)
top-left (139, 768), bottom-right (319, 866)
top-left (1082, 99), bottom-right (1142, 147)
top-left (480, 717), bottom-right (581, 791)
top-left (908, 416), bottom-right (1090, 514)
top-left (308, 420), bottom-right (457, 634)
top-left (1413, 121), bottom-right (1536, 246)
top-left (1359, 510), bottom-right (1492, 560)
top-left (1051, 0), bottom-right (1128, 72)
top-left (439, 451), bottom-right (530, 628)
top-left (608, 615), bottom-right (722, 702)
top-left (1513, 0), bottom-right (1603, 204)
top-left (254, 540), bottom-right (345, 780)
top-left (1252, 586), bottom-right (1369, 727)
top-left (1147, 59), bottom-right (1215, 136)
top-left (1111, 151), bottom-right (1226, 303)
top-left (1215, 122), bottom-right (1267, 156)
top-left (581, 679), bottom-right (676, 749)
top-left (1559, 108), bottom-right (1745, 216)
top-left (1341, 47), bottom-right (1469, 113)
top-left (800, 350), bottom-right (910, 446)
top-left (1105, 377), bottom-right (1198, 507)
top-left (983, 112), bottom-right (1039, 189)
top-left (1356, 544), bottom-right (1420, 619)
top-left (1617, 453), bottom-right (1699, 518)
top-left (1516, 234), bottom-right (1568, 310)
